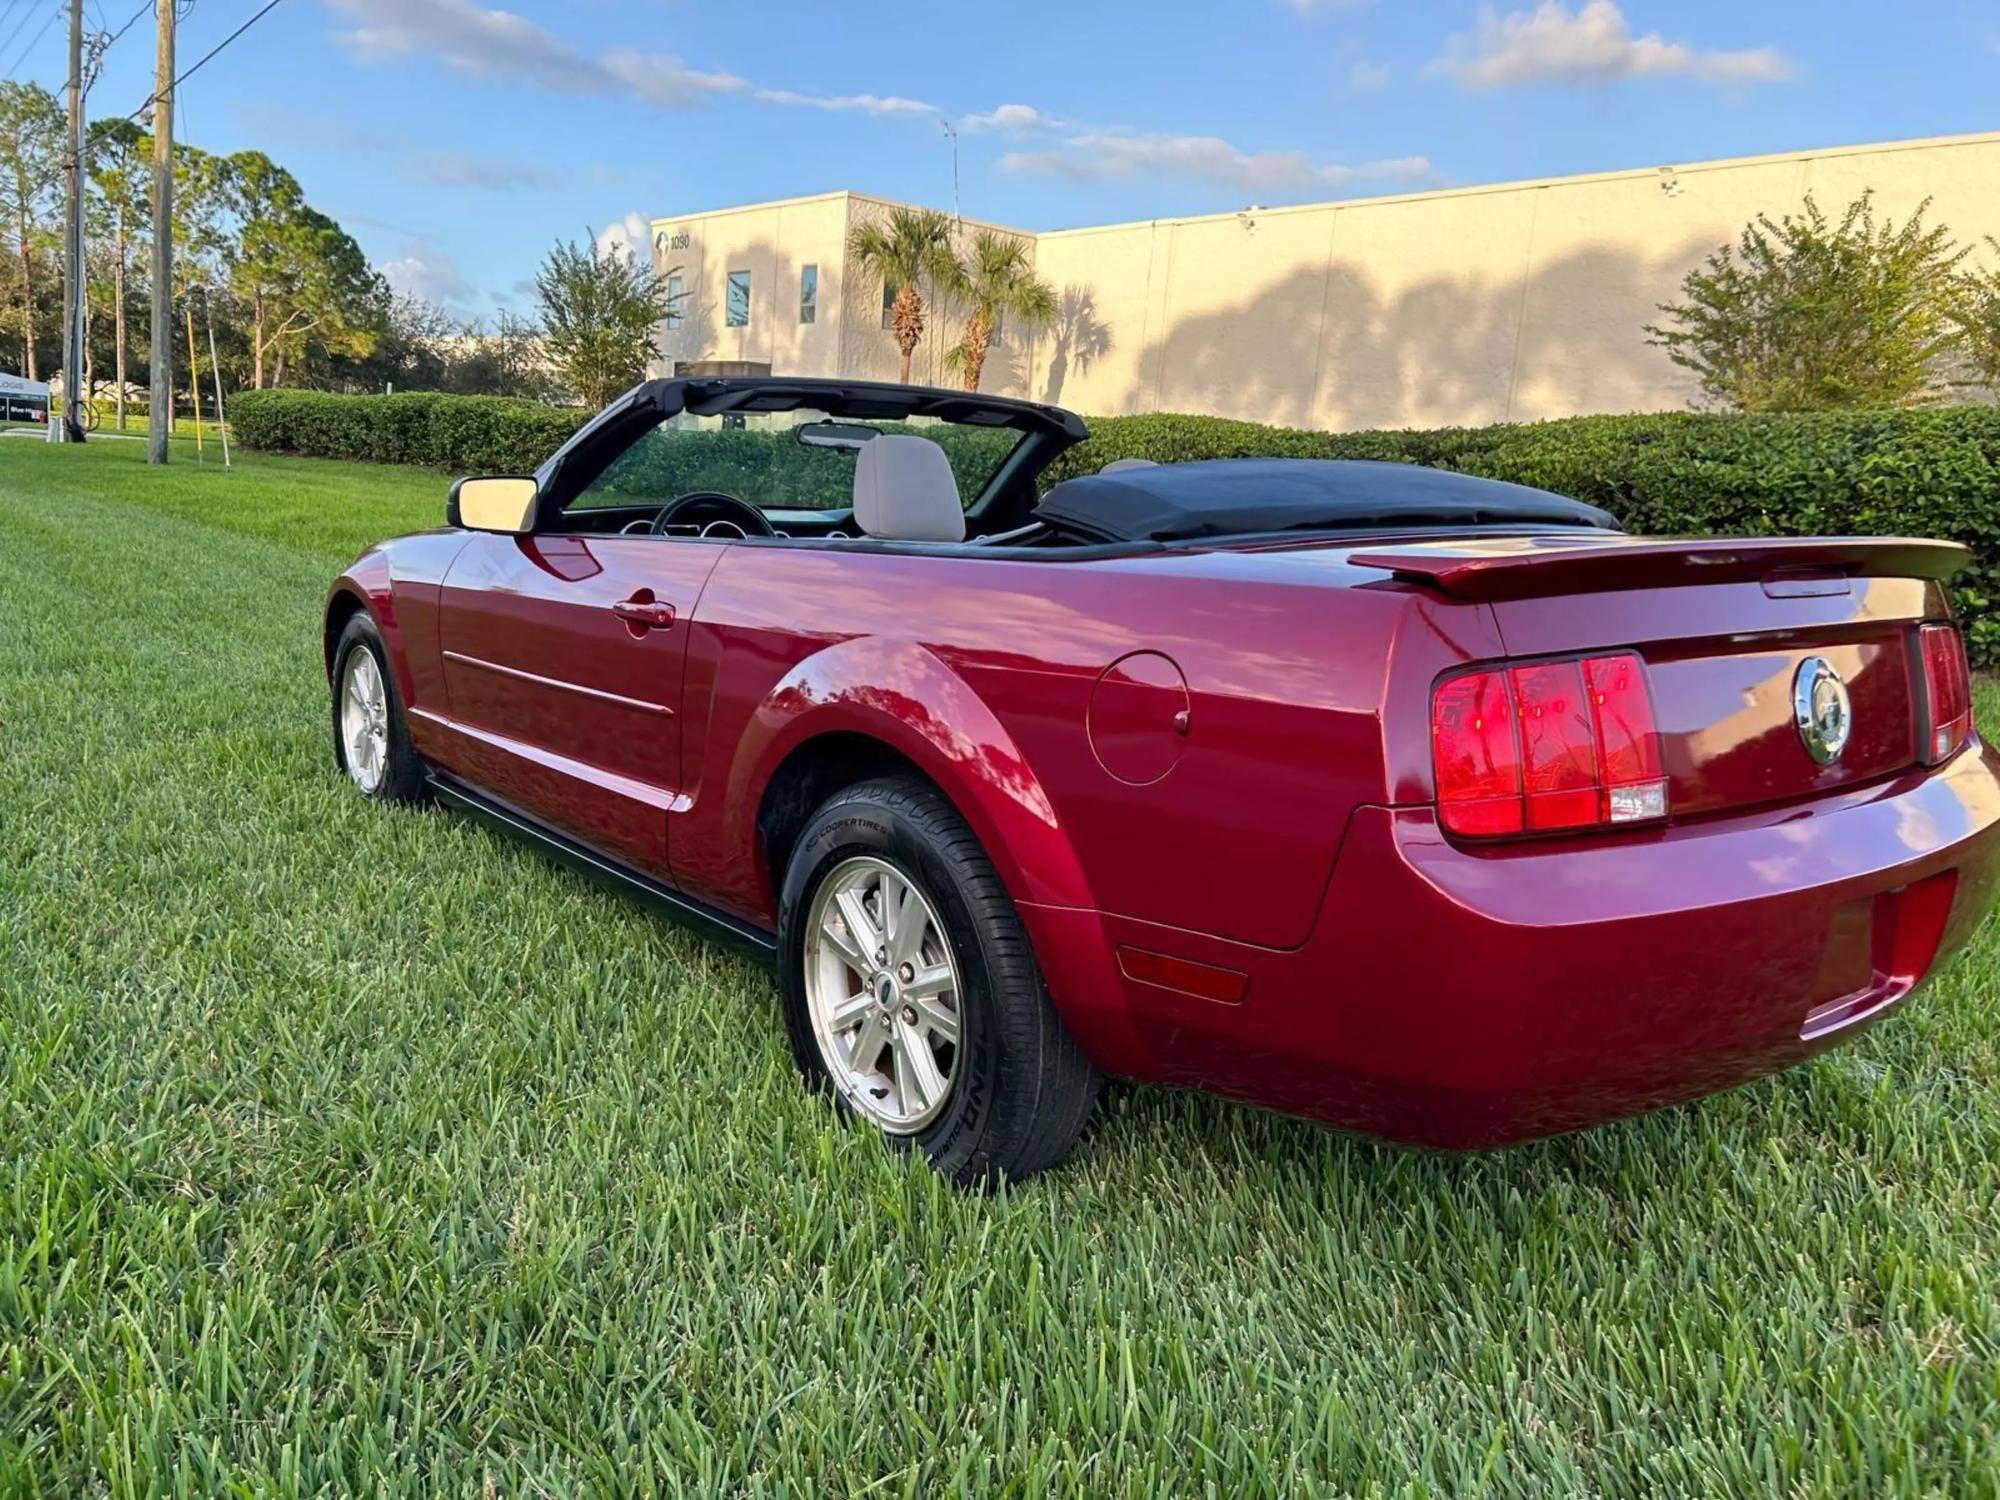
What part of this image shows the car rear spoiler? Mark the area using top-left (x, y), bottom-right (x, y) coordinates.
top-left (1347, 535), bottom-right (1971, 601)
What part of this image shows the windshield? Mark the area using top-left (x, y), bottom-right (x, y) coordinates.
top-left (572, 409), bottom-right (1026, 514)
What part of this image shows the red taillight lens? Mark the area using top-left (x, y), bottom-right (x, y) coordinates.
top-left (1583, 652), bottom-right (1668, 824)
top-left (1432, 669), bottom-right (1524, 835)
top-left (1919, 623), bottom-right (1972, 764)
top-left (1510, 659), bottom-right (1598, 831)
top-left (1432, 651), bottom-right (1666, 839)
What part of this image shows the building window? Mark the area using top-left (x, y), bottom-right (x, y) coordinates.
top-left (726, 270), bottom-right (751, 328)
top-left (799, 265), bottom-right (817, 324)
top-left (665, 274), bottom-right (684, 331)
top-left (881, 280), bottom-right (897, 329)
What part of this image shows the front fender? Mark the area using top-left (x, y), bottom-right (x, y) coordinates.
top-left (727, 635), bottom-right (1097, 913)
top-left (324, 546), bottom-right (414, 693)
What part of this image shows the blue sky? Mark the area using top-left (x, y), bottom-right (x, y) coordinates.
top-left (9, 0), bottom-right (1992, 322)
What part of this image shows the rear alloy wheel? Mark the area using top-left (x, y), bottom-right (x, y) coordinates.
top-left (778, 777), bottom-right (1100, 1185)
top-left (803, 855), bottom-right (964, 1133)
top-left (330, 612), bottom-right (428, 804)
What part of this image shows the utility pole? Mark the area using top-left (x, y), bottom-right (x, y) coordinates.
top-left (147, 0), bottom-right (174, 464)
top-left (51, 0), bottom-right (86, 444)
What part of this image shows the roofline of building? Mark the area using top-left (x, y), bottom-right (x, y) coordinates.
top-left (1037, 131), bottom-right (2000, 239)
top-left (648, 131), bottom-right (2000, 247)
top-left (650, 189), bottom-right (1032, 238)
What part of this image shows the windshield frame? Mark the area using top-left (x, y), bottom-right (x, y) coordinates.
top-left (529, 376), bottom-right (1088, 532)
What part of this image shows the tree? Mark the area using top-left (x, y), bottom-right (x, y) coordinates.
top-left (87, 118), bottom-right (148, 427)
top-left (532, 234), bottom-right (671, 408)
top-left (228, 151), bottom-right (382, 387)
top-left (0, 82), bottom-right (64, 381)
top-left (1954, 238), bottom-right (2000, 395)
top-left (946, 231), bottom-right (1055, 392)
top-left (453, 310), bottom-right (557, 400)
top-left (847, 206), bottom-right (961, 384)
top-left (352, 292), bottom-right (454, 392)
top-left (1647, 192), bottom-right (1969, 412)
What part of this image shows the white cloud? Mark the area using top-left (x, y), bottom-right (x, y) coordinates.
top-left (333, 0), bottom-right (952, 123)
top-left (1281, 0), bottom-right (1371, 13)
top-left (331, 0), bottom-right (754, 107)
top-left (1003, 131), bottom-right (1431, 195)
top-left (1347, 59), bottom-right (1390, 91)
top-left (1433, 1), bottom-right (1793, 89)
top-left (382, 241), bottom-right (476, 308)
top-left (751, 88), bottom-right (938, 115)
top-left (408, 150), bottom-right (561, 192)
top-left (961, 102), bottom-right (1050, 132)
top-left (595, 212), bottom-right (652, 265)
top-left (601, 48), bottom-right (749, 107)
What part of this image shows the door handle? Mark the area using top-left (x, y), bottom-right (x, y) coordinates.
top-left (612, 597), bottom-right (676, 629)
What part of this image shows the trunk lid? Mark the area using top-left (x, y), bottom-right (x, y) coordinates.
top-left (1347, 532), bottom-right (1966, 599)
top-left (1351, 533), bottom-right (1967, 822)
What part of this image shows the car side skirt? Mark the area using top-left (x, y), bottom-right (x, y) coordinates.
top-left (426, 773), bottom-right (779, 963)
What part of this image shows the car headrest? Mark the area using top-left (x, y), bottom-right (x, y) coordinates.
top-left (853, 435), bottom-right (965, 543)
top-left (1099, 457), bottom-right (1159, 475)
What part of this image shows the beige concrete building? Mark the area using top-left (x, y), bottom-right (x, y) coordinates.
top-left (649, 131), bottom-right (2000, 429)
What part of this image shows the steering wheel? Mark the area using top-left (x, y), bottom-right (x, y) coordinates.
top-left (650, 490), bottom-right (775, 539)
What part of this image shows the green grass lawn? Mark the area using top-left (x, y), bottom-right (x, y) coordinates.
top-left (3, 440), bottom-right (1998, 1498)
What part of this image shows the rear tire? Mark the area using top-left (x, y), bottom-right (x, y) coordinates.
top-left (778, 776), bottom-right (1099, 1185)
top-left (331, 612), bottom-right (427, 805)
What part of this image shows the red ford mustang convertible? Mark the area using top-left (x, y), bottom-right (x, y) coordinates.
top-left (325, 377), bottom-right (2000, 1182)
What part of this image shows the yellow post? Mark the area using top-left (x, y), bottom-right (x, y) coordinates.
top-left (185, 304), bottom-right (204, 459)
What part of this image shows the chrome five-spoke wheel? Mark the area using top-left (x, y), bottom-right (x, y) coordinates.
top-left (339, 646), bottom-right (390, 794)
top-left (803, 854), bottom-right (963, 1133)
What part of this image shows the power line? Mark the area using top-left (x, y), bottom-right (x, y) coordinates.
top-left (77, 0), bottom-right (149, 97)
top-left (127, 0), bottom-right (281, 119)
top-left (98, 0), bottom-right (147, 54)
top-left (0, 0), bottom-right (29, 52)
top-left (1, 3), bottom-right (62, 83)
top-left (0, 0), bottom-right (37, 63)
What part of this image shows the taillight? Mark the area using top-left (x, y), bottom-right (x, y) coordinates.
top-left (1431, 669), bottom-right (1523, 835)
top-left (1433, 652), bottom-right (1666, 838)
top-left (1919, 623), bottom-right (1972, 764)
top-left (1583, 653), bottom-right (1668, 824)
top-left (1510, 659), bottom-right (1598, 831)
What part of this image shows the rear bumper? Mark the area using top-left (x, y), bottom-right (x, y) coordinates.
top-left (1024, 743), bottom-right (2000, 1149)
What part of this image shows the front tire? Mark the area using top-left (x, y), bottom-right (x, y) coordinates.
top-left (330, 612), bottom-right (427, 804)
top-left (778, 777), bottom-right (1099, 1185)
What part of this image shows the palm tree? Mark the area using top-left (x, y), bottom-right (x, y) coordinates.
top-left (847, 206), bottom-right (961, 384)
top-left (948, 231), bottom-right (1056, 393)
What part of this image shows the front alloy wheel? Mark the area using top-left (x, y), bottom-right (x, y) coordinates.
top-left (339, 646), bottom-right (391, 794)
top-left (329, 611), bottom-right (427, 804)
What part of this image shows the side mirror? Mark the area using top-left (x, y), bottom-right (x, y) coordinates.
top-left (448, 475), bottom-right (539, 533)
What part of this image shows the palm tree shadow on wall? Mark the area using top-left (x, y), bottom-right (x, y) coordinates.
top-left (1108, 235), bottom-right (1721, 428)
top-left (1040, 285), bottom-right (1114, 406)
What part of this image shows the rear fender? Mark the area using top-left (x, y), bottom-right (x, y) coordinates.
top-left (728, 635), bottom-right (1096, 913)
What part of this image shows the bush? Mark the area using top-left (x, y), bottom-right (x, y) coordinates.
top-left (229, 390), bottom-right (589, 474)
top-left (1049, 407), bottom-right (2000, 663)
top-left (229, 391), bottom-right (1018, 507)
top-left (232, 390), bottom-right (2000, 662)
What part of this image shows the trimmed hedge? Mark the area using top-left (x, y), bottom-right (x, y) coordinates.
top-left (232, 390), bottom-right (2000, 661)
top-left (228, 389), bottom-right (1018, 509)
top-left (230, 390), bottom-right (590, 474)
